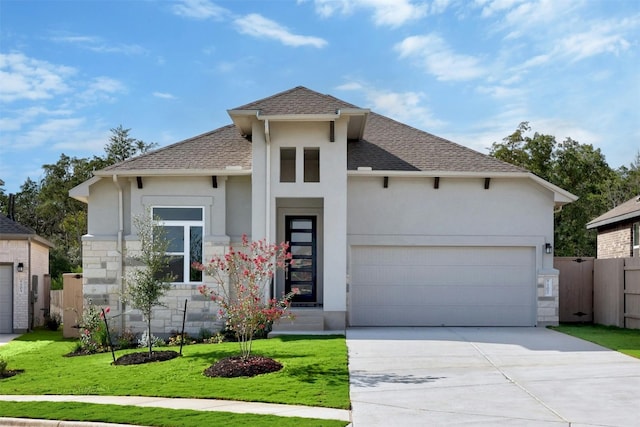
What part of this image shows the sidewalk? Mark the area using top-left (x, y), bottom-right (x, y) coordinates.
top-left (0, 395), bottom-right (351, 424)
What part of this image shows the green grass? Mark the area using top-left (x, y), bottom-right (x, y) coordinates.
top-left (551, 324), bottom-right (640, 358)
top-left (0, 330), bottom-right (350, 409)
top-left (0, 401), bottom-right (348, 427)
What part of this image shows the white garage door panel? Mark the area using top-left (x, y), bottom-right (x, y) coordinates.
top-left (350, 246), bottom-right (535, 326)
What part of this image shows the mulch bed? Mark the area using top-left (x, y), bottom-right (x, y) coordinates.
top-left (204, 356), bottom-right (282, 378)
top-left (0, 369), bottom-right (24, 379)
top-left (113, 350), bottom-right (179, 365)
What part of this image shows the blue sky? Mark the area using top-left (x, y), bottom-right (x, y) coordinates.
top-left (1, 0), bottom-right (638, 194)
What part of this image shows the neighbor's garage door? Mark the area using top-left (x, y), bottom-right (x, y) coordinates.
top-left (0, 265), bottom-right (13, 333)
top-left (350, 246), bottom-right (536, 326)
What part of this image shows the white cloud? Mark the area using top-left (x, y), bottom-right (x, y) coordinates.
top-left (340, 82), bottom-right (446, 129)
top-left (0, 53), bottom-right (75, 103)
top-left (395, 34), bottom-right (485, 81)
top-left (313, 0), bottom-right (427, 27)
top-left (475, 0), bottom-right (524, 18)
top-left (51, 34), bottom-right (146, 55)
top-left (153, 92), bottom-right (176, 100)
top-left (171, 0), bottom-right (229, 20)
top-left (476, 84), bottom-right (524, 99)
top-left (234, 14), bottom-right (327, 48)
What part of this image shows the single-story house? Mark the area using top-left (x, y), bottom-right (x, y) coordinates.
top-left (587, 195), bottom-right (640, 258)
top-left (0, 214), bottom-right (54, 333)
top-left (70, 86), bottom-right (577, 334)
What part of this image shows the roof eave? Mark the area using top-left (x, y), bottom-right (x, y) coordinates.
top-left (348, 170), bottom-right (578, 207)
top-left (587, 211), bottom-right (640, 230)
top-left (93, 168), bottom-right (252, 177)
top-left (0, 233), bottom-right (55, 248)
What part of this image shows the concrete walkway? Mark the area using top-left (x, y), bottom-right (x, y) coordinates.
top-left (0, 395), bottom-right (351, 422)
top-left (347, 327), bottom-right (640, 426)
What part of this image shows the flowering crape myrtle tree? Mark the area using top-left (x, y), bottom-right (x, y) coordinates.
top-left (194, 235), bottom-right (297, 360)
top-left (124, 211), bottom-right (175, 358)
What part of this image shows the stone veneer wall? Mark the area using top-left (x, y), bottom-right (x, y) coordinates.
top-left (596, 223), bottom-right (631, 259)
top-left (82, 235), bottom-right (224, 337)
top-left (537, 271), bottom-right (559, 326)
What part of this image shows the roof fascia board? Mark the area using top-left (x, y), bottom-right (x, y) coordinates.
top-left (256, 113), bottom-right (340, 121)
top-left (69, 175), bottom-right (101, 203)
top-left (587, 211), bottom-right (640, 229)
top-left (93, 169), bottom-right (252, 177)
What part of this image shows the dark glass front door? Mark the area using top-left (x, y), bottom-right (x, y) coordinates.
top-left (285, 216), bottom-right (317, 303)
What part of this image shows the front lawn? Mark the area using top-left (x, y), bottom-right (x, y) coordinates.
top-left (0, 330), bottom-right (350, 409)
top-left (551, 324), bottom-right (640, 359)
top-left (0, 402), bottom-right (348, 427)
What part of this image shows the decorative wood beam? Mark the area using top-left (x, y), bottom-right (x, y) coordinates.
top-left (383, 176), bottom-right (389, 188)
top-left (329, 121), bottom-right (335, 142)
top-left (136, 176), bottom-right (143, 189)
top-left (212, 176), bottom-right (218, 188)
top-left (434, 177), bottom-right (440, 189)
top-left (484, 177), bottom-right (491, 189)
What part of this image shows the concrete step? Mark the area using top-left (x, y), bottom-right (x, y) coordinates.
top-left (271, 309), bottom-right (324, 332)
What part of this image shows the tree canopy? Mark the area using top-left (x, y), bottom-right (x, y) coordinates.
top-left (0, 126), bottom-right (155, 283)
top-left (490, 122), bottom-right (639, 256)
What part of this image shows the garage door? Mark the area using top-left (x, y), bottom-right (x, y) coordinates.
top-left (0, 265), bottom-right (13, 333)
top-left (350, 246), bottom-right (536, 326)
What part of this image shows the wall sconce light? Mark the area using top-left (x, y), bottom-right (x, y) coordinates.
top-left (545, 243), bottom-right (553, 255)
top-left (17, 262), bottom-right (24, 272)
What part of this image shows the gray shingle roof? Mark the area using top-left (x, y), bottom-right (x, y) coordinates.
top-left (231, 86), bottom-right (358, 115)
top-left (587, 195), bottom-right (640, 229)
top-left (101, 125), bottom-right (252, 173)
top-left (101, 86), bottom-right (525, 175)
top-left (0, 215), bottom-right (36, 235)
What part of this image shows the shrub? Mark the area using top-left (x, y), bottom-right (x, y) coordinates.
top-left (116, 329), bottom-right (139, 349)
top-left (0, 358), bottom-right (7, 375)
top-left (77, 302), bottom-right (111, 353)
top-left (44, 313), bottom-right (61, 331)
top-left (138, 330), bottom-right (165, 349)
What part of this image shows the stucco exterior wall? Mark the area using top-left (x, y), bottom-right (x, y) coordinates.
top-left (250, 119), bottom-right (348, 327)
top-left (347, 175), bottom-right (559, 325)
top-left (596, 223), bottom-right (632, 259)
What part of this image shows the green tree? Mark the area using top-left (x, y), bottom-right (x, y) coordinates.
top-left (490, 123), bottom-right (617, 257)
top-left (105, 125), bottom-right (157, 163)
top-left (124, 211), bottom-right (174, 357)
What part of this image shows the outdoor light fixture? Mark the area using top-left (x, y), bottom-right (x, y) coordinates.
top-left (17, 262), bottom-right (24, 272)
top-left (545, 243), bottom-right (553, 255)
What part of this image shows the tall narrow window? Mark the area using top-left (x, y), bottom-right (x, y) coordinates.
top-left (152, 207), bottom-right (204, 283)
top-left (633, 222), bottom-right (639, 257)
top-left (280, 147), bottom-right (296, 183)
top-left (304, 148), bottom-right (320, 183)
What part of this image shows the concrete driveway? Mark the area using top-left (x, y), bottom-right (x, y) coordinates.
top-left (347, 327), bottom-right (640, 426)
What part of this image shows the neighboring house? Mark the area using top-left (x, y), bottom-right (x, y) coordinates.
top-left (586, 195), bottom-right (640, 258)
top-left (70, 86), bottom-right (577, 334)
top-left (0, 214), bottom-right (54, 333)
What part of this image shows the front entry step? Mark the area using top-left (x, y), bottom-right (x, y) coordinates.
top-left (270, 309), bottom-right (324, 334)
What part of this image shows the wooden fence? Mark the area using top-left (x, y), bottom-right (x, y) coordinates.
top-left (556, 257), bottom-right (640, 329)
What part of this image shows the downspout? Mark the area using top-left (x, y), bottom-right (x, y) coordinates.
top-left (112, 174), bottom-right (125, 332)
top-left (264, 119), bottom-right (273, 300)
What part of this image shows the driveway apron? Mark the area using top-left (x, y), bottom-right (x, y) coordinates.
top-left (347, 327), bottom-right (640, 426)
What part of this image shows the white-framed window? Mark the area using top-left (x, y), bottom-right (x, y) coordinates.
top-left (152, 207), bottom-right (204, 283)
top-left (633, 222), bottom-right (639, 257)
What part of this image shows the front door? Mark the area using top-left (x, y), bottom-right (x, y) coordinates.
top-left (285, 216), bottom-right (317, 303)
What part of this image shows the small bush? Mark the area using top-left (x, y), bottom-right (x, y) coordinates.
top-left (116, 329), bottom-right (138, 349)
top-left (0, 358), bottom-right (7, 375)
top-left (167, 331), bottom-right (196, 346)
top-left (44, 313), bottom-right (61, 331)
top-left (138, 330), bottom-right (165, 349)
